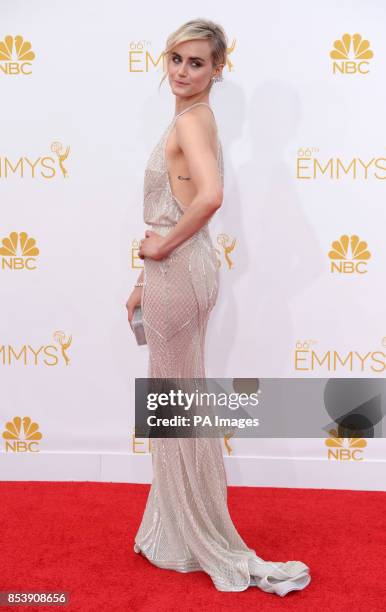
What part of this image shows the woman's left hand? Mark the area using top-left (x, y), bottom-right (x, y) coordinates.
top-left (138, 230), bottom-right (169, 261)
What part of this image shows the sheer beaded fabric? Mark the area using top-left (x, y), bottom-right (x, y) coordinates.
top-left (133, 102), bottom-right (311, 595)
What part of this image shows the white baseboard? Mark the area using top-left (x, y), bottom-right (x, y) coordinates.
top-left (1, 451), bottom-right (385, 491)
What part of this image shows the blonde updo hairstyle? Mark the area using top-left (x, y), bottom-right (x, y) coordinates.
top-left (159, 18), bottom-right (228, 92)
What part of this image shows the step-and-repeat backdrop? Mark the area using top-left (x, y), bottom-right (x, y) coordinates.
top-left (1, 1), bottom-right (386, 489)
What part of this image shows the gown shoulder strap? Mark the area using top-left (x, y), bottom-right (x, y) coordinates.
top-left (173, 102), bottom-right (218, 139)
top-left (170, 101), bottom-right (220, 160)
top-left (174, 102), bottom-right (215, 119)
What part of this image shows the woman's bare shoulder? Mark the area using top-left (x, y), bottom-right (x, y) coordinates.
top-left (174, 105), bottom-right (217, 146)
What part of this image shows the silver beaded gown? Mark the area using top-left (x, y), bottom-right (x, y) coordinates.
top-left (133, 102), bottom-right (311, 595)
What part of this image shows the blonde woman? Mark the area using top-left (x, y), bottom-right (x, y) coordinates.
top-left (126, 18), bottom-right (311, 596)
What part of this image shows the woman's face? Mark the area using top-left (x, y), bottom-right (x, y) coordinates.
top-left (167, 40), bottom-right (219, 98)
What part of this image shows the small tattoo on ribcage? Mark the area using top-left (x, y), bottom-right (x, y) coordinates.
top-left (177, 175), bottom-right (191, 180)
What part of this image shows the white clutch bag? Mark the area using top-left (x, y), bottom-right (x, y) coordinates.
top-left (130, 305), bottom-right (147, 345)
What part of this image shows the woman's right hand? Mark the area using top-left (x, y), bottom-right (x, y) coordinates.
top-left (126, 287), bottom-right (143, 325)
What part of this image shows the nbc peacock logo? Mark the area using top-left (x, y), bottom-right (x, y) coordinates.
top-left (328, 234), bottom-right (371, 274)
top-left (0, 35), bottom-right (36, 75)
top-left (325, 429), bottom-right (367, 461)
top-left (128, 37), bottom-right (236, 74)
top-left (0, 231), bottom-right (40, 270)
top-left (330, 33), bottom-right (374, 74)
top-left (2, 416), bottom-right (43, 452)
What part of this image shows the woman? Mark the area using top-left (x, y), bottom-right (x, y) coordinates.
top-left (126, 19), bottom-right (311, 596)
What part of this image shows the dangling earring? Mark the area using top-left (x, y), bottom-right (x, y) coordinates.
top-left (212, 73), bottom-right (223, 83)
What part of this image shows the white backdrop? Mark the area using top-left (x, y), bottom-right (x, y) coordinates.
top-left (1, 0), bottom-right (385, 490)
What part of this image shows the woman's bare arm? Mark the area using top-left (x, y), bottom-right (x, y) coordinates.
top-left (135, 111), bottom-right (221, 283)
top-left (155, 110), bottom-right (223, 258)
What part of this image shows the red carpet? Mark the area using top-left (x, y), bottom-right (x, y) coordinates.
top-left (1, 482), bottom-right (385, 611)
